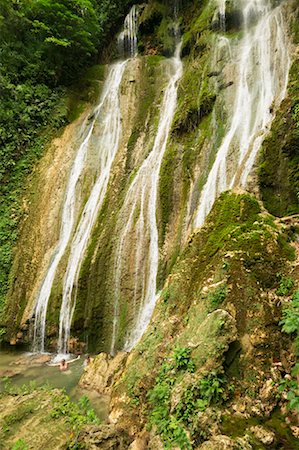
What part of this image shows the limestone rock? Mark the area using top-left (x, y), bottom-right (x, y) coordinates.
top-left (78, 424), bottom-right (132, 449)
top-left (79, 352), bottom-right (128, 395)
top-left (249, 328), bottom-right (268, 347)
top-left (128, 431), bottom-right (149, 450)
top-left (148, 434), bottom-right (164, 450)
top-left (198, 434), bottom-right (253, 450)
top-left (0, 369), bottom-right (22, 378)
top-left (250, 425), bottom-right (275, 445)
top-left (188, 309), bottom-right (238, 368)
top-left (12, 353), bottom-right (51, 366)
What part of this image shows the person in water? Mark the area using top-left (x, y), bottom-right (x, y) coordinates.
top-left (83, 355), bottom-right (92, 367)
top-left (49, 354), bottom-right (80, 371)
top-left (59, 359), bottom-right (68, 371)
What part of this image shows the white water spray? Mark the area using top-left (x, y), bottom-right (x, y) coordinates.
top-left (33, 6), bottom-right (138, 353)
top-left (194, 0), bottom-right (290, 229)
top-left (57, 5), bottom-right (140, 354)
top-left (32, 107), bottom-right (103, 352)
top-left (111, 42), bottom-right (183, 354)
top-left (57, 61), bottom-right (128, 355)
top-left (217, 0), bottom-right (227, 31)
top-left (118, 5), bottom-right (139, 58)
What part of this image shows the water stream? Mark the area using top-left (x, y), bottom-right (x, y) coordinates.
top-left (118, 5), bottom-right (139, 58)
top-left (111, 42), bottom-right (183, 354)
top-left (217, 0), bottom-right (227, 31)
top-left (194, 0), bottom-right (290, 228)
top-left (57, 6), bottom-right (140, 355)
top-left (33, 6), bottom-right (140, 354)
top-left (57, 61), bottom-right (128, 355)
top-left (33, 106), bottom-right (101, 353)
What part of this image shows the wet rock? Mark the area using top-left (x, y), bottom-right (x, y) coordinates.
top-left (0, 369), bottom-right (22, 378)
top-left (219, 81), bottom-right (234, 90)
top-left (79, 352), bottom-right (128, 395)
top-left (78, 424), bottom-right (133, 449)
top-left (12, 354), bottom-right (51, 366)
top-left (250, 425), bottom-right (275, 445)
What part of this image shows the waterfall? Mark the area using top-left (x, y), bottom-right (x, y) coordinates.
top-left (194, 0), bottom-right (290, 229)
top-left (32, 6), bottom-right (138, 353)
top-left (118, 5), bottom-right (139, 58)
top-left (217, 0), bottom-right (226, 31)
top-left (57, 61), bottom-right (128, 355)
top-left (32, 108), bottom-right (102, 353)
top-left (111, 42), bottom-right (183, 354)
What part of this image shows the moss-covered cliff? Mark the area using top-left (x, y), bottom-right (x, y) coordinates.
top-left (105, 191), bottom-right (298, 449)
top-left (0, 0), bottom-right (298, 447)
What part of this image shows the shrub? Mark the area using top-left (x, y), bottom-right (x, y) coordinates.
top-left (276, 276), bottom-right (295, 296)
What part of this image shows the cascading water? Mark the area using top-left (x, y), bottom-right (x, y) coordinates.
top-left (217, 0), bottom-right (226, 31)
top-left (33, 6), bottom-right (139, 354)
top-left (194, 0), bottom-right (290, 229)
top-left (57, 6), bottom-right (140, 355)
top-left (57, 62), bottom-right (127, 355)
top-left (111, 42), bottom-right (183, 354)
top-left (118, 5), bottom-right (139, 58)
top-left (32, 109), bottom-right (103, 353)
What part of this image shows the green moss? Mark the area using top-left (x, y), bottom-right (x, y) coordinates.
top-left (112, 190), bottom-right (295, 443)
top-left (126, 55), bottom-right (165, 173)
top-left (221, 409), bottom-right (299, 450)
top-left (259, 28), bottom-right (299, 217)
top-left (159, 142), bottom-right (178, 240)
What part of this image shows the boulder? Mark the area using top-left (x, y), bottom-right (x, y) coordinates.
top-left (78, 424), bottom-right (132, 449)
top-left (250, 426), bottom-right (275, 445)
top-left (79, 352), bottom-right (128, 395)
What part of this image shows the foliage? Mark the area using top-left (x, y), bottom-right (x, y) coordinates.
top-left (148, 355), bottom-right (231, 449)
top-left (51, 394), bottom-right (100, 430)
top-left (0, 0), bottom-right (134, 319)
top-left (207, 285), bottom-right (227, 310)
top-left (173, 347), bottom-right (195, 372)
top-left (276, 276), bottom-right (295, 296)
top-left (147, 349), bottom-right (196, 449)
top-left (11, 439), bottom-right (28, 450)
top-left (279, 290), bottom-right (299, 413)
top-left (278, 363), bottom-right (299, 413)
top-left (280, 290), bottom-right (299, 353)
top-left (175, 371), bottom-right (232, 423)
top-left (0, 399), bottom-right (35, 437)
top-left (0, 327), bottom-right (6, 342)
top-left (147, 347), bottom-right (232, 448)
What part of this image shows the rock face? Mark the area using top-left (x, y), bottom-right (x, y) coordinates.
top-left (79, 352), bottom-right (128, 395)
top-left (107, 192), bottom-right (299, 449)
top-left (198, 435), bottom-right (253, 450)
top-left (77, 425), bottom-right (133, 449)
top-left (250, 426), bottom-right (275, 445)
top-left (1, 0), bottom-right (299, 449)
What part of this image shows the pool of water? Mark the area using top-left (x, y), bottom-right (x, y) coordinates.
top-left (0, 350), bottom-right (109, 420)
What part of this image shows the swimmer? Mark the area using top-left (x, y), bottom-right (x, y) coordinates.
top-left (59, 359), bottom-right (68, 371)
top-left (47, 354), bottom-right (80, 370)
top-left (83, 355), bottom-right (92, 368)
